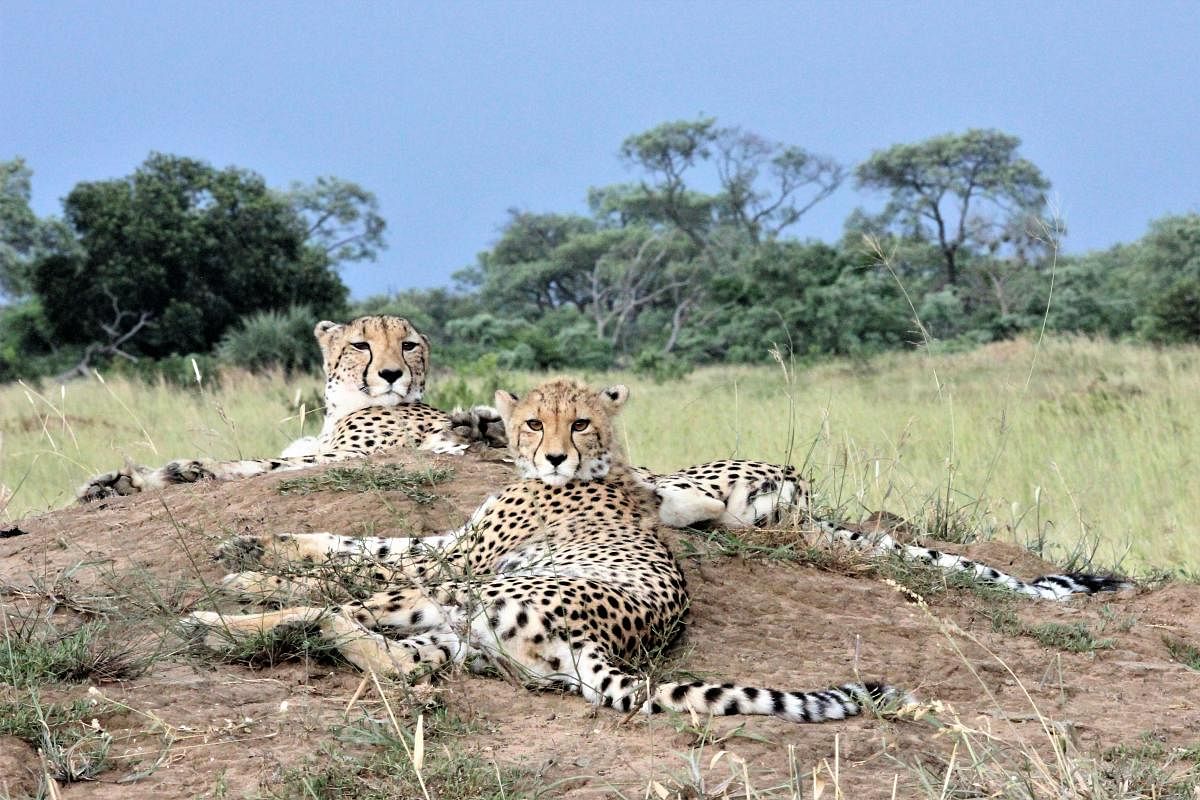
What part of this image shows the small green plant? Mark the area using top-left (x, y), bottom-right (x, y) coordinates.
top-left (1, 618), bottom-right (153, 686)
top-left (202, 623), bottom-right (348, 671)
top-left (265, 713), bottom-right (530, 800)
top-left (987, 609), bottom-right (1114, 653)
top-left (277, 465), bottom-right (454, 503)
top-left (216, 305), bottom-right (322, 374)
top-left (1025, 621), bottom-right (1114, 653)
top-left (0, 691), bottom-right (114, 783)
top-left (1163, 636), bottom-right (1200, 671)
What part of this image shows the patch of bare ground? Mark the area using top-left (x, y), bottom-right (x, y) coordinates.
top-left (2, 448), bottom-right (1198, 798)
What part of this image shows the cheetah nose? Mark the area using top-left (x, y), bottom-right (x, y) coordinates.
top-left (378, 368), bottom-right (403, 384)
top-left (545, 453), bottom-right (567, 467)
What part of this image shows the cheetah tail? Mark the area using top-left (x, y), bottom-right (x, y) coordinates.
top-left (642, 679), bottom-right (913, 723)
top-left (573, 651), bottom-right (910, 723)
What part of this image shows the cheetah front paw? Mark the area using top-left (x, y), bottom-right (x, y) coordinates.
top-left (76, 460), bottom-right (154, 503)
top-left (180, 611), bottom-right (237, 650)
top-left (160, 459), bottom-right (216, 485)
top-left (217, 532), bottom-right (343, 569)
top-left (448, 405), bottom-right (508, 449)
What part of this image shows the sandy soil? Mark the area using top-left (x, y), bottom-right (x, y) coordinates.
top-left (2, 448), bottom-right (1198, 798)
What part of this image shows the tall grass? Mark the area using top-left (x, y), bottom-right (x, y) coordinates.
top-left (614, 337), bottom-right (1199, 573)
top-left (0, 366), bottom-right (321, 515)
top-left (2, 336), bottom-right (1197, 571)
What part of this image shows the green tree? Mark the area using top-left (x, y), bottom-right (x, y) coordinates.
top-left (855, 129), bottom-right (1051, 288)
top-left (612, 118), bottom-right (844, 351)
top-left (615, 118), bottom-right (844, 246)
top-left (0, 158), bottom-right (75, 298)
top-left (1131, 213), bottom-right (1200, 342)
top-left (286, 176), bottom-right (387, 266)
top-left (457, 211), bottom-right (597, 312)
top-left (31, 153), bottom-right (348, 375)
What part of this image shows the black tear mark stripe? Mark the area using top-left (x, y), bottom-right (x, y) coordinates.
top-left (360, 340), bottom-right (374, 388)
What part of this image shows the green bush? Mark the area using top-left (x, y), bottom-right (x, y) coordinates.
top-left (1139, 278), bottom-right (1200, 343)
top-left (0, 299), bottom-right (79, 382)
top-left (632, 348), bottom-right (692, 382)
top-left (216, 306), bottom-right (321, 373)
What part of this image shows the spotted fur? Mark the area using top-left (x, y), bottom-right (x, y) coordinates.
top-left (76, 316), bottom-right (505, 503)
top-left (192, 379), bottom-right (909, 724)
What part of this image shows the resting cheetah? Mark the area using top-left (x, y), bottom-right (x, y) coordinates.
top-left (189, 378), bottom-right (908, 723)
top-left (642, 463), bottom-right (1127, 600)
top-left (76, 316), bottom-right (505, 502)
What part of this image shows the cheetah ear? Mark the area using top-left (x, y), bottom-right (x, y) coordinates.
top-left (494, 390), bottom-right (519, 424)
top-left (597, 384), bottom-right (629, 413)
top-left (314, 320), bottom-right (342, 346)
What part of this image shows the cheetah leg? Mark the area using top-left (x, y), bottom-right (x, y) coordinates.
top-left (218, 496), bottom-right (498, 570)
top-left (464, 598), bottom-right (586, 689)
top-left (218, 531), bottom-right (455, 569)
top-left (220, 571), bottom-right (335, 604)
top-left (419, 431), bottom-right (470, 455)
top-left (655, 482), bottom-right (728, 528)
top-left (719, 476), bottom-right (803, 528)
top-left (446, 405), bottom-right (508, 449)
top-left (344, 586), bottom-right (466, 634)
top-left (77, 451), bottom-right (357, 503)
top-left (186, 605), bottom-right (470, 679)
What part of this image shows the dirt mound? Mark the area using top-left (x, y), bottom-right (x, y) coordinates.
top-left (3, 449), bottom-right (1199, 798)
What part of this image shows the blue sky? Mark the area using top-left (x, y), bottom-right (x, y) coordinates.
top-left (3, 1), bottom-right (1198, 299)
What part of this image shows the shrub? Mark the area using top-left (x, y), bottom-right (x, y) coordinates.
top-left (216, 305), bottom-right (320, 373)
top-left (632, 348), bottom-right (692, 382)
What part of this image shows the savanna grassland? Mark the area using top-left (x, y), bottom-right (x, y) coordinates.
top-left (2, 336), bottom-right (1196, 574)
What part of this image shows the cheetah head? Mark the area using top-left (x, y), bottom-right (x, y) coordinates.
top-left (315, 316), bottom-right (430, 418)
top-left (494, 379), bottom-right (629, 487)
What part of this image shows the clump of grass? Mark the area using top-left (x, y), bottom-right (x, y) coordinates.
top-left (1, 618), bottom-right (154, 686)
top-left (269, 741), bottom-right (527, 800)
top-left (1163, 636), bottom-right (1200, 671)
top-left (677, 527), bottom-right (807, 563)
top-left (266, 687), bottom-right (530, 800)
top-left (0, 690), bottom-right (114, 783)
top-left (872, 553), bottom-right (1020, 603)
top-left (987, 608), bottom-right (1114, 653)
top-left (200, 622), bottom-right (348, 671)
top-left (277, 465), bottom-right (454, 504)
top-left (1104, 733), bottom-right (1200, 765)
top-left (909, 724), bottom-right (1200, 799)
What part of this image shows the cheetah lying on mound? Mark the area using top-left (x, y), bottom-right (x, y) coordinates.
top-left (190, 378), bottom-right (909, 723)
top-left (71, 315), bottom-right (804, 535)
top-left (76, 315), bottom-right (1127, 600)
top-left (190, 379), bottom-right (1126, 728)
top-left (76, 316), bottom-right (506, 502)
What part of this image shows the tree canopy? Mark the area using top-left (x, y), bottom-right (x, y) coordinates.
top-left (855, 129), bottom-right (1051, 288)
top-left (30, 154), bottom-right (352, 370)
top-left (3, 121), bottom-right (1198, 383)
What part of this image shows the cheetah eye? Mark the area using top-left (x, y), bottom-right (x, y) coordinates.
top-left (571, 418), bottom-right (590, 432)
top-left (401, 341), bottom-right (418, 351)
top-left (526, 419), bottom-right (543, 432)
top-left (350, 341), bottom-right (370, 351)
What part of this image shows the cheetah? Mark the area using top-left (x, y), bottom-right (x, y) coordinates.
top-left (641, 462), bottom-right (1128, 600)
top-left (76, 316), bottom-right (505, 502)
top-left (188, 378), bottom-right (909, 723)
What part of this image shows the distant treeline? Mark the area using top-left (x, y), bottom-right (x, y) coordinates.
top-left (2, 120), bottom-right (1197, 384)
